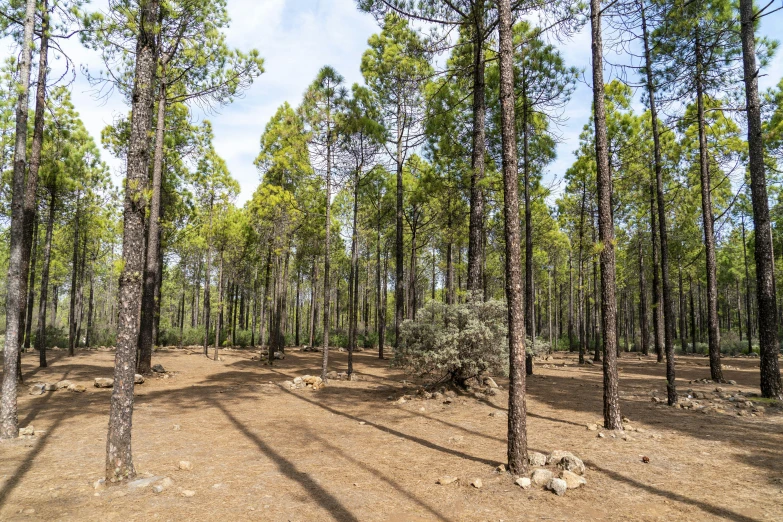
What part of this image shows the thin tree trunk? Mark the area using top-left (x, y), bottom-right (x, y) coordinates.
top-left (106, 0), bottom-right (160, 481)
top-left (739, 0), bottom-right (781, 396)
top-left (467, 7), bottom-right (486, 298)
top-left (203, 195), bottom-right (214, 356)
top-left (85, 268), bottom-right (94, 348)
top-left (638, 238), bottom-right (650, 356)
top-left (68, 194), bottom-right (81, 356)
top-left (24, 218), bottom-right (39, 349)
top-left (36, 191), bottom-right (56, 367)
top-left (641, 0), bottom-right (676, 400)
top-left (591, 0), bottom-right (622, 429)
top-left (498, 0), bottom-right (529, 475)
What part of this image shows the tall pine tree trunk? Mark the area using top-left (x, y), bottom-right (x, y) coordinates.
top-left (36, 191), bottom-right (56, 368)
top-left (497, 0), bottom-right (529, 475)
top-left (590, 0), bottom-right (622, 429)
top-left (106, 0), bottom-right (160, 482)
top-left (467, 7), bottom-right (486, 299)
top-left (739, 0), bottom-right (782, 397)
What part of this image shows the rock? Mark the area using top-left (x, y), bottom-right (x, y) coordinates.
top-left (43, 383), bottom-right (57, 391)
top-left (547, 450), bottom-right (574, 465)
top-left (29, 384), bottom-right (46, 395)
top-left (586, 423), bottom-right (599, 431)
top-left (134, 374), bottom-right (145, 384)
top-left (173, 424), bottom-right (181, 431)
top-left (496, 464), bottom-right (506, 473)
top-left (560, 470), bottom-right (586, 489)
top-left (152, 477), bottom-right (174, 493)
top-left (94, 378), bottom-right (114, 388)
top-left (395, 397), bottom-right (407, 405)
top-left (728, 380), bottom-right (737, 385)
top-left (55, 380), bottom-right (74, 390)
top-left (273, 351), bottom-right (285, 360)
top-left (547, 478), bottom-right (568, 496)
top-left (293, 377), bottom-right (303, 385)
top-left (182, 490), bottom-right (196, 498)
top-left (178, 460), bottom-right (193, 471)
top-left (436, 476), bottom-right (458, 485)
top-left (445, 390), bottom-right (457, 398)
top-left (558, 455), bottom-right (586, 476)
top-left (531, 469), bottom-right (554, 486)
top-left (470, 478), bottom-right (482, 489)
top-left (433, 392), bottom-right (444, 400)
top-left (68, 383), bottom-right (86, 393)
top-left (128, 476), bottom-right (163, 489)
top-left (19, 425), bottom-right (35, 436)
top-left (152, 364), bottom-right (166, 373)
top-left (528, 451), bottom-right (547, 467)
top-left (484, 376), bottom-right (499, 389)
top-left (93, 479), bottom-right (106, 491)
top-left (515, 477), bottom-right (532, 490)
top-left (327, 371), bottom-right (338, 379)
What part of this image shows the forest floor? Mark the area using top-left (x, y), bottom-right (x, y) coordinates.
top-left (0, 346), bottom-right (782, 521)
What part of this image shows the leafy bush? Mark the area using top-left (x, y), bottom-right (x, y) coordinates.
top-left (395, 300), bottom-right (509, 386)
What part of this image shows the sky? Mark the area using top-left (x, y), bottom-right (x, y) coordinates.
top-left (5, 0), bottom-right (783, 205)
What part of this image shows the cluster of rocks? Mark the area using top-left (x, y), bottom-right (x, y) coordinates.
top-left (282, 375), bottom-right (324, 390)
top-left (325, 370), bottom-right (359, 381)
top-left (17, 425), bottom-right (45, 439)
top-left (436, 450), bottom-right (587, 496)
top-left (94, 374), bottom-right (146, 388)
top-left (586, 417), bottom-right (660, 441)
top-left (651, 386), bottom-right (771, 416)
top-left (392, 377), bottom-right (503, 405)
top-left (29, 380), bottom-right (86, 395)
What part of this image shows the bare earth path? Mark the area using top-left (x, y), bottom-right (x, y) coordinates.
top-left (0, 348), bottom-right (781, 521)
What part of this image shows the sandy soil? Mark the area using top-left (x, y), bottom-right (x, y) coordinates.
top-left (0, 346), bottom-right (781, 522)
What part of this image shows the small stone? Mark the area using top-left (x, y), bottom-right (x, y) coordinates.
top-left (182, 490), bottom-right (196, 497)
top-left (43, 383), bottom-right (57, 391)
top-left (293, 377), bottom-right (303, 385)
top-left (528, 451), bottom-right (547, 467)
top-left (152, 364), bottom-right (166, 373)
top-left (173, 424), bottom-right (181, 431)
top-left (29, 384), bottom-right (46, 395)
top-left (359, 421), bottom-right (366, 425)
top-left (134, 374), bottom-right (145, 384)
top-left (22, 508), bottom-right (35, 515)
top-left (445, 390), bottom-right (457, 398)
top-left (531, 469), bottom-right (554, 486)
top-left (558, 455), bottom-right (585, 475)
top-left (68, 383), bottom-right (86, 393)
top-left (55, 380), bottom-right (74, 390)
top-left (586, 423), bottom-right (599, 431)
top-left (496, 464), bottom-right (506, 473)
top-left (560, 470), bottom-right (586, 489)
top-left (395, 397), bottom-right (407, 405)
top-left (484, 376), bottom-right (499, 388)
top-left (93, 479), bottom-right (106, 491)
top-left (19, 425), bottom-right (35, 436)
top-left (178, 460), bottom-right (193, 471)
top-left (470, 478), bottom-right (482, 489)
top-left (94, 378), bottom-right (114, 388)
top-left (152, 477), bottom-right (174, 493)
top-left (282, 380), bottom-right (295, 390)
top-left (547, 477), bottom-right (568, 496)
top-left (436, 476), bottom-right (458, 485)
top-left (598, 432), bottom-right (605, 438)
top-left (515, 477), bottom-right (532, 489)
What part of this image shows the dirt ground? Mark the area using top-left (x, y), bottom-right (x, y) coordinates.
top-left (0, 346), bottom-right (781, 522)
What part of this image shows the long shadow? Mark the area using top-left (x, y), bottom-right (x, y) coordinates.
top-left (210, 398), bottom-right (359, 522)
top-left (19, 370), bottom-right (71, 427)
top-left (301, 427), bottom-right (452, 522)
top-left (278, 385), bottom-right (498, 467)
top-left (0, 399), bottom-right (70, 508)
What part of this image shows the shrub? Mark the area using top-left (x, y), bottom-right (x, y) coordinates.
top-left (395, 300), bottom-right (509, 386)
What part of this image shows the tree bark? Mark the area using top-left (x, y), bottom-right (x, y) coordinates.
top-left (36, 191), bottom-right (56, 367)
top-left (739, 0), bottom-right (781, 397)
top-left (638, 238), bottom-right (650, 355)
top-left (641, 0), bottom-right (677, 400)
top-left (106, 0), bottom-right (160, 482)
top-left (467, 6), bottom-right (486, 298)
top-left (590, 0), bottom-right (622, 430)
top-left (497, 0), bottom-right (529, 476)
top-left (695, 29), bottom-right (723, 383)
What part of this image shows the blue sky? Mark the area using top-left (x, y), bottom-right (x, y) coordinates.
top-left (7, 0), bottom-right (783, 205)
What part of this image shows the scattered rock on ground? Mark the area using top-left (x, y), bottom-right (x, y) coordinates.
top-left (152, 477), bottom-right (174, 493)
top-left (547, 477), bottom-right (568, 496)
top-left (43, 383), bottom-right (57, 391)
top-left (178, 460), bottom-right (193, 471)
top-left (68, 383), bottom-right (86, 393)
top-left (28, 384), bottom-right (46, 395)
top-left (19, 425), bottom-right (34, 436)
top-left (134, 374), bottom-right (145, 384)
top-left (484, 376), bottom-right (498, 388)
top-left (528, 451), bottom-right (547, 467)
top-left (515, 477), bottom-right (531, 489)
top-left (55, 380), bottom-right (73, 390)
top-left (436, 476), bottom-right (458, 485)
top-left (152, 364), bottom-right (166, 373)
top-left (560, 470), bottom-right (586, 489)
top-left (94, 378), bottom-right (114, 388)
top-left (558, 454), bottom-right (586, 475)
top-left (182, 490), bottom-right (196, 497)
top-left (586, 423), bottom-right (599, 431)
top-left (471, 478), bottom-right (483, 489)
top-left (531, 469), bottom-right (554, 486)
